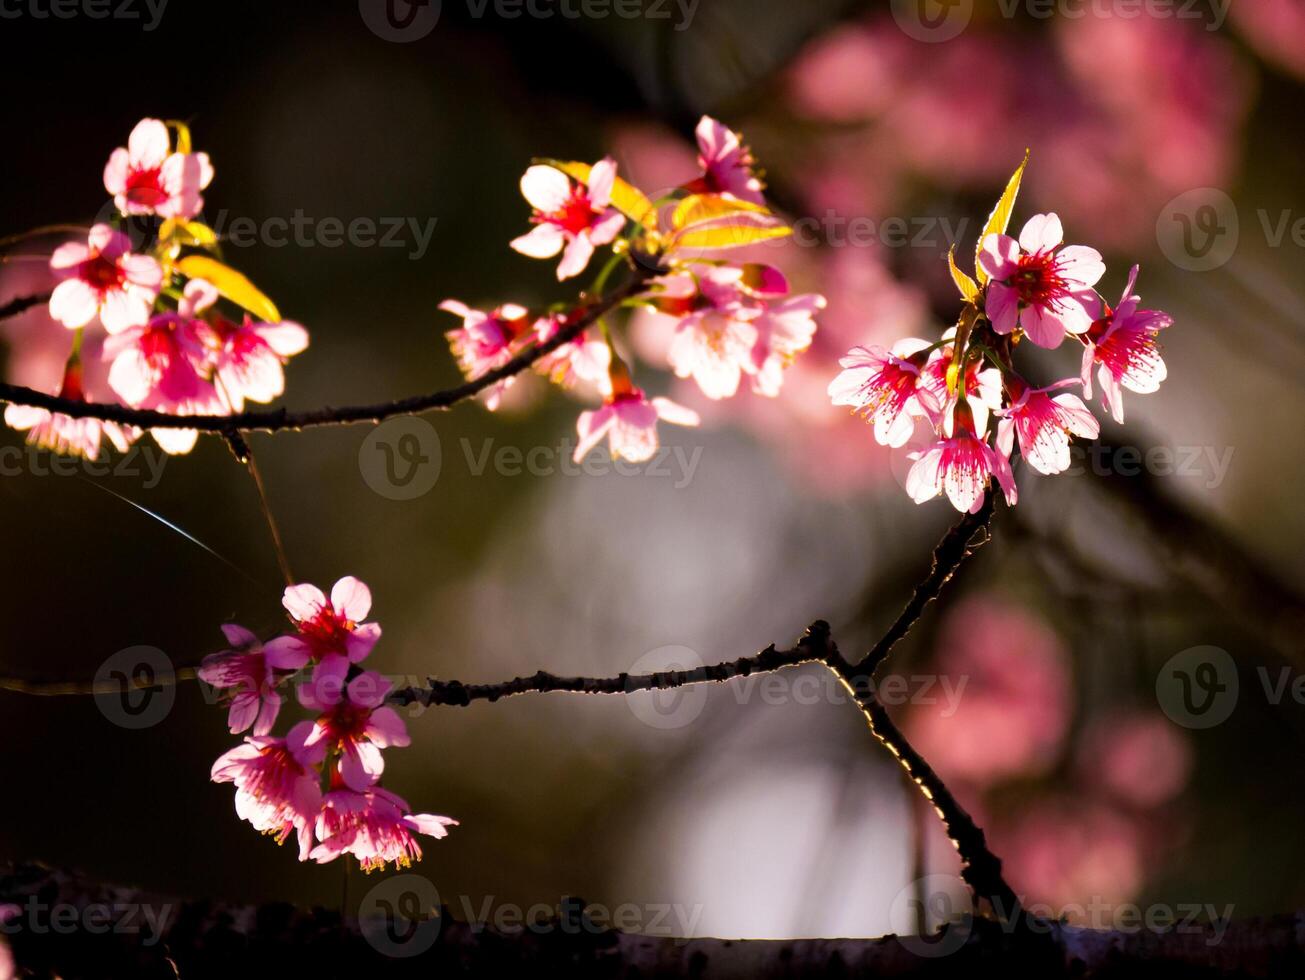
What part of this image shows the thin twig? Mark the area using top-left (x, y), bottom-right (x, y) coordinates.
top-left (0, 271), bottom-right (655, 433)
top-left (241, 442), bottom-right (295, 587)
top-left (0, 292), bottom-right (50, 320)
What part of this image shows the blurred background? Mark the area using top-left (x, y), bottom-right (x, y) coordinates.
top-left (2, 0), bottom-right (1304, 941)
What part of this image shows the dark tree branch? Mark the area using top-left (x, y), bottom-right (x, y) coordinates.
top-left (0, 271), bottom-right (654, 434)
top-left (0, 292), bottom-right (49, 320)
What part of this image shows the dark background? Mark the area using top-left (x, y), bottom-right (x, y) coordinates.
top-left (2, 0), bottom-right (1304, 940)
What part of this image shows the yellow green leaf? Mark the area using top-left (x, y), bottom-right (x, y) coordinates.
top-left (166, 119), bottom-right (193, 155)
top-left (161, 219), bottom-right (218, 248)
top-left (551, 160), bottom-right (658, 233)
top-left (670, 193), bottom-right (771, 232)
top-left (948, 245), bottom-right (979, 302)
top-left (975, 150), bottom-right (1029, 285)
top-left (670, 220), bottom-right (792, 252)
top-left (176, 256), bottom-right (280, 322)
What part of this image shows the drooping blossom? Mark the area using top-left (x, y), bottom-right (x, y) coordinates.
top-left (103, 118), bottom-right (214, 220)
top-left (573, 384), bottom-right (699, 464)
top-left (749, 292), bottom-right (825, 397)
top-left (311, 784), bottom-right (456, 872)
top-left (828, 339), bottom-right (940, 447)
top-left (211, 721), bottom-right (325, 861)
top-left (918, 346), bottom-right (1003, 438)
top-left (199, 623), bottom-right (310, 736)
top-left (439, 300), bottom-right (532, 409)
top-left (276, 576), bottom-right (383, 676)
top-left (1080, 265), bottom-right (1173, 423)
top-left (689, 116), bottom-right (767, 206)
top-left (979, 212), bottom-right (1105, 348)
top-left (48, 225), bottom-right (162, 333)
top-left (300, 670), bottom-right (410, 792)
top-left (906, 401), bottom-right (1018, 513)
top-left (995, 378), bottom-right (1099, 475)
top-left (657, 269), bottom-right (763, 400)
top-left (533, 313), bottom-right (611, 389)
top-left (2, 360), bottom-right (138, 460)
top-left (510, 159), bottom-right (626, 280)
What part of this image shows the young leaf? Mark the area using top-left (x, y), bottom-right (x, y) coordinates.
top-left (166, 119), bottom-right (193, 155)
top-left (670, 193), bottom-right (770, 232)
top-left (176, 255), bottom-right (280, 323)
top-left (550, 160), bottom-right (659, 233)
top-left (975, 150), bottom-right (1029, 285)
top-left (948, 245), bottom-right (979, 302)
top-left (160, 219), bottom-right (218, 249)
top-left (670, 220), bottom-right (792, 252)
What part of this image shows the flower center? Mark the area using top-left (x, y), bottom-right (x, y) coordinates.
top-left (1013, 252), bottom-right (1065, 309)
top-left (80, 253), bottom-right (126, 293)
top-left (125, 167), bottom-right (169, 208)
top-left (541, 189), bottom-right (600, 236)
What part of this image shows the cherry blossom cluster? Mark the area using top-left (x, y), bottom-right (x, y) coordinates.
top-left (202, 576), bottom-right (455, 871)
top-left (828, 158), bottom-right (1174, 513)
top-left (439, 116), bottom-right (825, 463)
top-left (5, 118), bottom-right (308, 457)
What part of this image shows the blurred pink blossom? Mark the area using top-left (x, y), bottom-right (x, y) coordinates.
top-left (1077, 710), bottom-right (1193, 809)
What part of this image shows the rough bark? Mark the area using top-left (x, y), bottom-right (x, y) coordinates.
top-left (2, 864), bottom-right (1301, 979)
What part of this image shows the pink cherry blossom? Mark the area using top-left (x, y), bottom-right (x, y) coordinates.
top-left (199, 623), bottom-right (310, 737)
top-left (510, 159), bottom-right (626, 281)
top-left (277, 575), bottom-right (382, 667)
top-left (301, 670), bottom-right (410, 792)
top-left (979, 213), bottom-right (1105, 348)
top-left (573, 387), bottom-right (699, 464)
top-left (211, 720), bottom-right (325, 861)
top-left (310, 785), bottom-right (456, 871)
top-left (995, 379), bottom-right (1099, 475)
top-left (918, 347), bottom-right (1004, 437)
top-left (102, 305), bottom-right (224, 455)
top-left (3, 361), bottom-right (137, 460)
top-left (103, 118), bottom-right (214, 220)
top-left (1081, 265), bottom-right (1173, 423)
top-left (48, 225), bottom-right (162, 333)
top-left (827, 339), bottom-right (939, 448)
top-left (534, 312), bottom-right (611, 389)
top-left (749, 292), bottom-right (825, 398)
top-left (690, 116), bottom-right (767, 206)
top-left (439, 300), bottom-right (532, 409)
top-left (659, 269), bottom-right (763, 400)
top-left (906, 403), bottom-right (1018, 513)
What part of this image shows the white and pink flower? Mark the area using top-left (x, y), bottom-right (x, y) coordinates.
top-left (996, 379), bottom-right (1099, 475)
top-left (906, 402), bottom-right (1018, 513)
top-left (199, 623), bottom-right (311, 737)
top-left (828, 339), bottom-right (940, 447)
top-left (211, 721), bottom-right (325, 861)
top-left (103, 118), bottom-right (214, 220)
top-left (439, 300), bottom-right (532, 409)
top-left (980, 213), bottom-right (1105, 349)
top-left (534, 313), bottom-right (611, 389)
top-left (691, 116), bottom-right (767, 206)
top-left (300, 670), bottom-right (410, 792)
top-left (573, 386), bottom-right (699, 464)
top-left (1081, 265), bottom-right (1173, 423)
top-left (310, 785), bottom-right (456, 872)
top-left (3, 362), bottom-right (138, 460)
top-left (510, 160), bottom-right (626, 280)
top-left (276, 576), bottom-right (383, 671)
top-left (48, 225), bottom-right (162, 333)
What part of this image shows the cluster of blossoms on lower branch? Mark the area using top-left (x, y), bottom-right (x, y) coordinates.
top-left (202, 576), bottom-right (455, 870)
top-left (440, 116), bottom-right (826, 463)
top-left (4, 118), bottom-right (308, 457)
top-left (828, 157), bottom-right (1174, 513)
